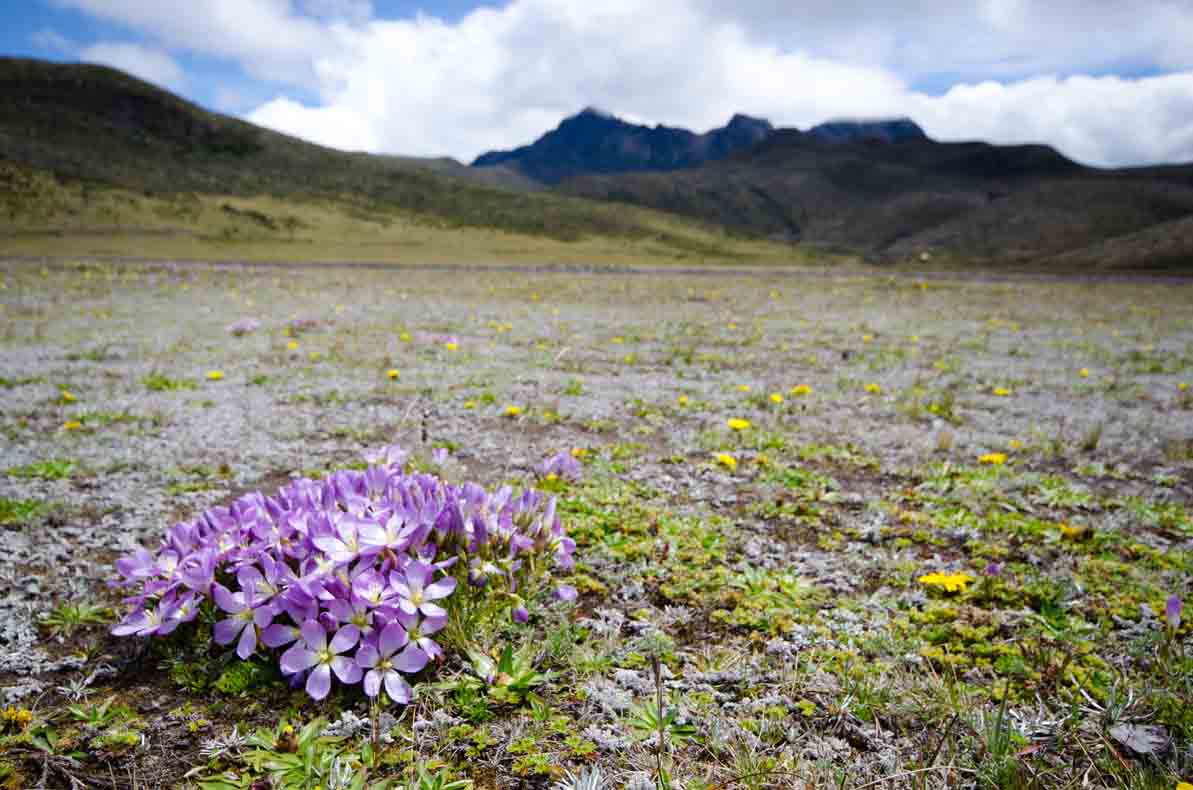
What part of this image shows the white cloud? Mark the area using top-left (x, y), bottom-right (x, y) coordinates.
top-left (249, 96), bottom-right (380, 151)
top-left (79, 41), bottom-right (185, 90)
top-left (53, 0), bottom-right (1193, 166)
top-left (909, 73), bottom-right (1193, 168)
top-left (691, 0), bottom-right (1193, 79)
top-left (53, 0), bottom-right (351, 84)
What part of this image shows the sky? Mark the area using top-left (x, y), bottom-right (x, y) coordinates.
top-left (3, 0), bottom-right (1193, 168)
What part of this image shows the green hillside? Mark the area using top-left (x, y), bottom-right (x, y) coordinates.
top-left (0, 57), bottom-right (808, 265)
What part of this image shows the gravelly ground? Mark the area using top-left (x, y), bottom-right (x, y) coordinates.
top-left (1, 258), bottom-right (1191, 789)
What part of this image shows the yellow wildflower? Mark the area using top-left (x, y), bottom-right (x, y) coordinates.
top-left (287, 340), bottom-right (299, 351)
top-left (504, 405), bottom-right (523, 417)
top-left (445, 342), bottom-right (459, 351)
top-left (206, 370), bottom-right (225, 381)
top-left (754, 453), bottom-right (770, 467)
top-left (1, 706), bottom-right (33, 730)
top-left (769, 393), bottom-right (784, 404)
top-left (910, 335), bottom-right (919, 343)
top-left (570, 447), bottom-right (589, 460)
top-left (677, 395), bottom-right (689, 406)
top-left (738, 384), bottom-right (751, 393)
top-left (1059, 522), bottom-right (1090, 540)
top-left (610, 337), bottom-right (624, 345)
top-left (1079, 368), bottom-right (1090, 378)
top-left (727, 418), bottom-right (752, 431)
top-left (727, 322), bottom-right (737, 330)
top-left (1175, 782), bottom-right (1193, 790)
top-left (60, 390), bottom-right (76, 403)
top-left (1179, 382), bottom-right (1188, 392)
top-left (308, 351), bottom-right (321, 362)
top-left (992, 387), bottom-right (1012, 397)
top-left (864, 383), bottom-right (882, 394)
top-left (715, 453), bottom-right (738, 471)
top-left (862, 334), bottom-right (873, 343)
top-left (399, 331), bottom-right (412, 342)
top-left (917, 572), bottom-right (974, 593)
top-left (386, 369), bottom-right (399, 380)
top-left (63, 420), bottom-right (83, 431)
top-left (463, 400), bottom-right (476, 409)
top-left (979, 452), bottom-right (1007, 466)
top-left (623, 354), bottom-right (635, 364)
top-left (789, 384), bottom-right (812, 396)
top-left (1008, 439), bottom-right (1023, 450)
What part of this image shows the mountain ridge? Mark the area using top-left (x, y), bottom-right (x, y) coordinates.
top-left (472, 108), bottom-right (774, 184)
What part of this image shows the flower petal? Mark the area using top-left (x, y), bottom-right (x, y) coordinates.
top-left (300, 619), bottom-right (327, 651)
top-left (212, 583), bottom-right (242, 613)
top-left (306, 664), bottom-right (332, 700)
top-left (425, 576), bottom-right (457, 600)
top-left (363, 668), bottom-right (382, 697)
top-left (281, 645), bottom-right (320, 674)
top-left (236, 622), bottom-right (258, 659)
top-left (378, 621), bottom-right (409, 657)
top-left (213, 617), bottom-right (242, 645)
top-left (393, 643), bottom-right (428, 674)
top-left (355, 644), bottom-right (380, 669)
top-left (331, 655), bottom-right (362, 684)
top-left (383, 671), bottom-right (413, 704)
top-left (262, 623), bottom-right (300, 648)
top-left (330, 624), bottom-right (360, 654)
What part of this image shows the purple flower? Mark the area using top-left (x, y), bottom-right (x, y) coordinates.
top-left (390, 560), bottom-right (456, 618)
top-left (237, 555), bottom-right (291, 602)
top-left (212, 583), bottom-right (274, 659)
top-left (396, 609), bottom-right (446, 662)
top-left (178, 549), bottom-right (217, 593)
top-left (1167, 594), bottom-right (1183, 630)
top-left (352, 569), bottom-right (394, 607)
top-left (312, 517), bottom-right (366, 566)
top-left (537, 451), bottom-right (582, 482)
top-left (280, 621), bottom-right (362, 700)
top-left (325, 592), bottom-right (378, 637)
top-left (363, 444), bottom-right (408, 468)
top-left (512, 605), bottom-right (529, 624)
top-left (355, 622), bottom-right (427, 702)
top-left (359, 515), bottom-right (415, 559)
top-left (226, 318), bottom-right (261, 336)
top-left (554, 584), bottom-right (578, 602)
top-left (111, 595), bottom-right (184, 637)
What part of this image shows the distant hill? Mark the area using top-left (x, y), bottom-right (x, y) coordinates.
top-left (0, 57), bottom-right (739, 251)
top-left (472, 108), bottom-right (774, 184)
top-left (807, 118), bottom-right (928, 145)
top-left (5, 56), bottom-right (1193, 270)
top-left (556, 121), bottom-right (1193, 269)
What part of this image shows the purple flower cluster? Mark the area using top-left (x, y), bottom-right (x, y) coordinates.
top-left (112, 451), bottom-right (575, 702)
top-left (537, 451), bottom-right (582, 482)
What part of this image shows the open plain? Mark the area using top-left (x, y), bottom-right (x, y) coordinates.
top-left (1, 257), bottom-right (1191, 789)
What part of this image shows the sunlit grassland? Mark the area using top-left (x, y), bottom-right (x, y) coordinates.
top-left (0, 162), bottom-right (827, 267)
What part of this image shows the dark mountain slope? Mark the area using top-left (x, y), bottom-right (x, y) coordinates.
top-left (472, 108), bottom-right (773, 184)
top-left (559, 129), bottom-right (1193, 268)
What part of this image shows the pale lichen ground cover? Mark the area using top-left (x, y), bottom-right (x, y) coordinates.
top-left (0, 258), bottom-right (1191, 789)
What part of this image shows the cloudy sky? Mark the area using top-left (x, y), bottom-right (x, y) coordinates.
top-left (4, 0), bottom-right (1193, 167)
